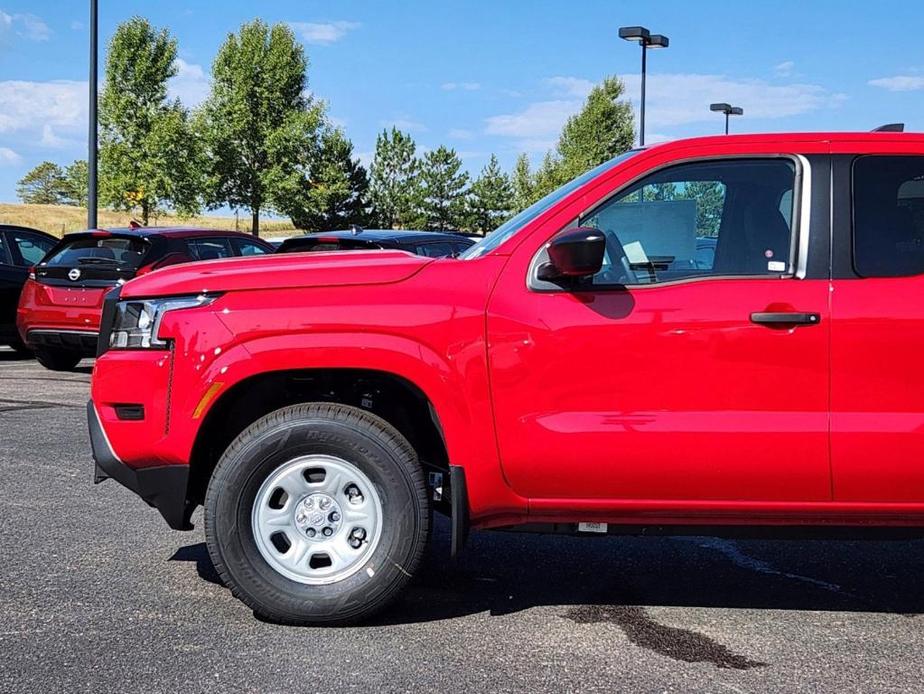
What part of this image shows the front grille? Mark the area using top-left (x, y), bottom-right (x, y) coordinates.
top-left (28, 330), bottom-right (100, 355)
top-left (96, 285), bottom-right (122, 357)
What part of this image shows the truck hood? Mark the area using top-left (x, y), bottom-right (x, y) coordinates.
top-left (120, 250), bottom-right (434, 298)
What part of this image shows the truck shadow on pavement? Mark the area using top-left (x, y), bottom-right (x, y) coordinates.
top-left (171, 517), bottom-right (923, 667)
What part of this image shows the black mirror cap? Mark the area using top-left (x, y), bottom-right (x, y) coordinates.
top-left (539, 226), bottom-right (606, 281)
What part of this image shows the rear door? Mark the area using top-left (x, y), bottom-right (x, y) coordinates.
top-left (1, 229), bottom-right (56, 333)
top-left (831, 153), bottom-right (924, 502)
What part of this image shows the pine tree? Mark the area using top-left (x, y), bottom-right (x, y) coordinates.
top-left (99, 18), bottom-right (201, 224)
top-left (532, 151), bottom-right (564, 201)
top-left (556, 76), bottom-right (634, 181)
top-left (16, 162), bottom-right (67, 204)
top-left (198, 20), bottom-right (324, 235)
top-left (511, 153), bottom-right (534, 213)
top-left (466, 155), bottom-right (514, 234)
top-left (282, 127), bottom-right (371, 231)
top-left (418, 146), bottom-right (469, 230)
top-left (369, 128), bottom-right (419, 228)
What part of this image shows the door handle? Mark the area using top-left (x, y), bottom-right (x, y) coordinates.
top-left (750, 311), bottom-right (821, 325)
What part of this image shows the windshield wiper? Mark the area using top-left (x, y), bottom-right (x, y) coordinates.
top-left (76, 257), bottom-right (124, 266)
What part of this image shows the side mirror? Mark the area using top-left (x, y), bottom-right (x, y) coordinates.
top-left (537, 227), bottom-right (605, 281)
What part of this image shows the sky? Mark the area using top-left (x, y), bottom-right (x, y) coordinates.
top-left (1, 0), bottom-right (923, 208)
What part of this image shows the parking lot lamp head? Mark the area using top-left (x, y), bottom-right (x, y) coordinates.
top-left (619, 26), bottom-right (670, 146)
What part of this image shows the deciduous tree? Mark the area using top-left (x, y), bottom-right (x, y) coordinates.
top-left (198, 20), bottom-right (324, 235)
top-left (99, 17), bottom-right (201, 224)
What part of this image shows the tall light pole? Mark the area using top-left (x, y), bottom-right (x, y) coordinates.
top-left (710, 103), bottom-right (743, 135)
top-left (88, 0), bottom-right (98, 229)
top-left (619, 25), bottom-right (669, 147)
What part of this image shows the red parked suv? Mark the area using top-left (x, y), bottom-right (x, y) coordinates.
top-left (90, 132), bottom-right (924, 624)
top-left (18, 227), bottom-right (274, 370)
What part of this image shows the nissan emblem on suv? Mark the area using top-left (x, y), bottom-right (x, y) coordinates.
top-left (68, 268), bottom-right (81, 281)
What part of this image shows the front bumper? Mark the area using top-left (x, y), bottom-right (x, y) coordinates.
top-left (88, 401), bottom-right (193, 530)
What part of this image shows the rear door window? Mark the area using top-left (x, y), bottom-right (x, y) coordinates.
top-left (231, 238), bottom-right (270, 256)
top-left (414, 242), bottom-right (455, 257)
top-left (853, 155), bottom-right (924, 277)
top-left (186, 238), bottom-right (234, 260)
top-left (10, 231), bottom-right (56, 266)
top-left (0, 233), bottom-right (10, 265)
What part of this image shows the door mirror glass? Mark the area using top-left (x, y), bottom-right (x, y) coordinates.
top-left (537, 227), bottom-right (606, 281)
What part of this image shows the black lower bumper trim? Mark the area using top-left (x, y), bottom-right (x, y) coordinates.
top-left (29, 330), bottom-right (99, 356)
top-left (87, 401), bottom-right (193, 530)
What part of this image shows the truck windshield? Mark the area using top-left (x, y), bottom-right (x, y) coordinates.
top-left (460, 150), bottom-right (640, 259)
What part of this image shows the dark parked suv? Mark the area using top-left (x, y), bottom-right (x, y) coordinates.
top-left (0, 225), bottom-right (57, 354)
top-left (17, 227), bottom-right (274, 370)
top-left (276, 228), bottom-right (476, 257)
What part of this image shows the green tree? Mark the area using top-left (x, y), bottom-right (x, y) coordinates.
top-left (676, 180), bottom-right (725, 236)
top-left (556, 76), bottom-right (634, 181)
top-left (281, 127), bottom-right (371, 231)
top-left (532, 151), bottom-right (563, 201)
top-left (417, 146), bottom-right (469, 230)
top-left (199, 20), bottom-right (324, 236)
top-left (62, 160), bottom-right (89, 207)
top-left (368, 127), bottom-right (419, 228)
top-left (466, 155), bottom-right (514, 234)
top-left (16, 162), bottom-right (66, 204)
top-left (99, 17), bottom-right (201, 224)
top-left (511, 153), bottom-right (534, 213)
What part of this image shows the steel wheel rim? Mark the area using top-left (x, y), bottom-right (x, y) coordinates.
top-left (251, 454), bottom-right (383, 585)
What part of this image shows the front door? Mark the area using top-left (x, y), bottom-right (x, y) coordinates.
top-left (487, 157), bottom-right (832, 503)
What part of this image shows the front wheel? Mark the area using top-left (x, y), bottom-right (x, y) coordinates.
top-left (34, 348), bottom-right (82, 371)
top-left (205, 403), bottom-right (430, 625)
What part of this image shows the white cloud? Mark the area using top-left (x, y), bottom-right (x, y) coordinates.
top-left (774, 61), bottom-right (795, 78)
top-left (40, 124), bottom-right (67, 148)
top-left (868, 75), bottom-right (924, 92)
top-left (0, 80), bottom-right (87, 135)
top-left (485, 99), bottom-right (579, 139)
top-left (0, 147), bottom-right (22, 166)
top-left (544, 76), bottom-right (593, 98)
top-left (486, 72), bottom-right (843, 151)
top-left (441, 81), bottom-right (481, 91)
top-left (289, 21), bottom-right (359, 45)
top-left (0, 11), bottom-right (51, 42)
top-left (448, 128), bottom-right (474, 140)
top-left (621, 73), bottom-right (846, 127)
top-left (168, 58), bottom-right (209, 107)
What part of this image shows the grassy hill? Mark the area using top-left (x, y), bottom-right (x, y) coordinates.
top-left (0, 203), bottom-right (297, 238)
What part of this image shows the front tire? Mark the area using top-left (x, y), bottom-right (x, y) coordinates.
top-left (205, 403), bottom-right (429, 625)
top-left (34, 348), bottom-right (82, 371)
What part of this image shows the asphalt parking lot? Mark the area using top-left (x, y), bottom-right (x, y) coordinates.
top-left (1, 347), bottom-right (923, 693)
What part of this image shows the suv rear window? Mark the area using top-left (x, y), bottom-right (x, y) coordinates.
top-left (46, 237), bottom-right (148, 270)
top-left (854, 155), bottom-right (924, 277)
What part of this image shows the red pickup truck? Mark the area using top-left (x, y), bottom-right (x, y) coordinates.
top-left (89, 132), bottom-right (924, 624)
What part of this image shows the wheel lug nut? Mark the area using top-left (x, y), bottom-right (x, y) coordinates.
top-left (329, 511), bottom-right (340, 522)
top-left (296, 513), bottom-right (306, 524)
top-left (351, 528), bottom-right (366, 540)
top-left (304, 498), bottom-right (314, 509)
top-left (322, 527), bottom-right (333, 537)
top-left (349, 538), bottom-right (361, 549)
top-left (306, 528), bottom-right (316, 538)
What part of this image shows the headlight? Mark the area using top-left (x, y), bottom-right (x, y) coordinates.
top-left (109, 294), bottom-right (217, 349)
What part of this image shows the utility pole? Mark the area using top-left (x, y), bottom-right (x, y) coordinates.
top-left (88, 0), bottom-right (98, 229)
